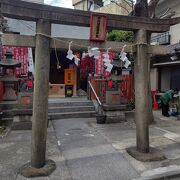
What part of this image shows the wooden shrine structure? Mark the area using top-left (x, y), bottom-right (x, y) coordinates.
top-left (1, 0), bottom-right (180, 177)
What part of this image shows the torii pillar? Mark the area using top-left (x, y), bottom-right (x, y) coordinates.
top-left (20, 19), bottom-right (56, 177)
top-left (126, 30), bottom-right (166, 161)
top-left (135, 29), bottom-right (150, 153)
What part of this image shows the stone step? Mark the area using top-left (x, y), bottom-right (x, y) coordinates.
top-left (1, 117), bottom-right (13, 121)
top-left (2, 105), bottom-right (95, 117)
top-left (48, 106), bottom-right (95, 113)
top-left (0, 118), bottom-right (13, 126)
top-left (49, 111), bottom-right (97, 120)
top-left (48, 101), bottom-right (93, 108)
top-left (1, 109), bottom-right (32, 118)
top-left (1, 111), bottom-right (14, 118)
top-left (0, 101), bottom-right (18, 110)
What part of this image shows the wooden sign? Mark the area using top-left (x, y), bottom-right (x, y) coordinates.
top-left (90, 13), bottom-right (107, 41)
top-left (64, 69), bottom-right (75, 85)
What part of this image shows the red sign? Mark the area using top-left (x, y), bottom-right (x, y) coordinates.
top-left (95, 51), bottom-right (115, 77)
top-left (90, 13), bottom-right (107, 41)
top-left (2, 46), bottom-right (28, 77)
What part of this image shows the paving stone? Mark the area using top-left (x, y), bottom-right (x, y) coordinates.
top-left (67, 153), bottom-right (139, 180)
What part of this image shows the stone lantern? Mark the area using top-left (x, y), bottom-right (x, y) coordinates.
top-left (102, 55), bottom-right (128, 123)
top-left (108, 55), bottom-right (124, 90)
top-left (0, 51), bottom-right (21, 101)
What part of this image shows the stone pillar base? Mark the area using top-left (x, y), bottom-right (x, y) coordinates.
top-left (20, 159), bottom-right (56, 178)
top-left (126, 147), bottom-right (166, 162)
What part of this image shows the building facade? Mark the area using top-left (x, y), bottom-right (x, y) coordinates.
top-left (72, 0), bottom-right (131, 15)
top-left (94, 0), bottom-right (132, 15)
top-left (72, 0), bottom-right (103, 11)
top-left (151, 0), bottom-right (180, 92)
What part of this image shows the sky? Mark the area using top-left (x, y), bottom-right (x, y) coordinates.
top-left (44, 0), bottom-right (73, 8)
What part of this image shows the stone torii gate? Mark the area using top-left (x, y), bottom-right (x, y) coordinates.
top-left (1, 0), bottom-right (180, 177)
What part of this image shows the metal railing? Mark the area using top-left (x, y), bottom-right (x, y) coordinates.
top-left (88, 75), bottom-right (133, 102)
top-left (151, 32), bottom-right (170, 45)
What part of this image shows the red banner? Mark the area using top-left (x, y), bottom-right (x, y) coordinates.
top-left (95, 51), bottom-right (115, 77)
top-left (2, 46), bottom-right (28, 77)
top-left (80, 56), bottom-right (94, 79)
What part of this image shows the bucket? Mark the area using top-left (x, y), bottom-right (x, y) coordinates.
top-left (153, 101), bottom-right (159, 110)
top-left (96, 114), bottom-right (106, 124)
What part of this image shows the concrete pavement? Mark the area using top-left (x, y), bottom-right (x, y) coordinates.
top-left (52, 117), bottom-right (139, 180)
top-left (1, 110), bottom-right (180, 179)
top-left (0, 124), bottom-right (72, 180)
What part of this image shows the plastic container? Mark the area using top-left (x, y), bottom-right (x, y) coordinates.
top-left (96, 114), bottom-right (106, 124)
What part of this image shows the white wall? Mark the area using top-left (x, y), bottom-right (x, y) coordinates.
top-left (7, 19), bottom-right (36, 35)
top-left (7, 18), bottom-right (90, 39)
top-left (161, 68), bottom-right (171, 91)
top-left (170, 23), bottom-right (180, 44)
top-left (150, 68), bottom-right (158, 91)
top-left (51, 24), bottom-right (89, 39)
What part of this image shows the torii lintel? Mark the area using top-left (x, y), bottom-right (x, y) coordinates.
top-left (1, 0), bottom-right (180, 32)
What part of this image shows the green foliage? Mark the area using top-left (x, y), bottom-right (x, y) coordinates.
top-left (107, 30), bottom-right (134, 43)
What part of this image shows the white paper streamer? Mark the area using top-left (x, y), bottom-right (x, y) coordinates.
top-left (124, 59), bottom-right (131, 68)
top-left (28, 48), bottom-right (34, 75)
top-left (88, 47), bottom-right (93, 57)
top-left (66, 41), bottom-right (74, 60)
top-left (74, 55), bottom-right (80, 66)
top-left (119, 52), bottom-right (127, 61)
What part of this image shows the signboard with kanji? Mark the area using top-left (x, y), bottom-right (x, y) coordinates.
top-left (90, 13), bottom-right (107, 41)
top-left (2, 46), bottom-right (28, 77)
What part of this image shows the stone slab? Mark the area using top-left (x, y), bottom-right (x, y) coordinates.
top-left (67, 153), bottom-right (139, 180)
